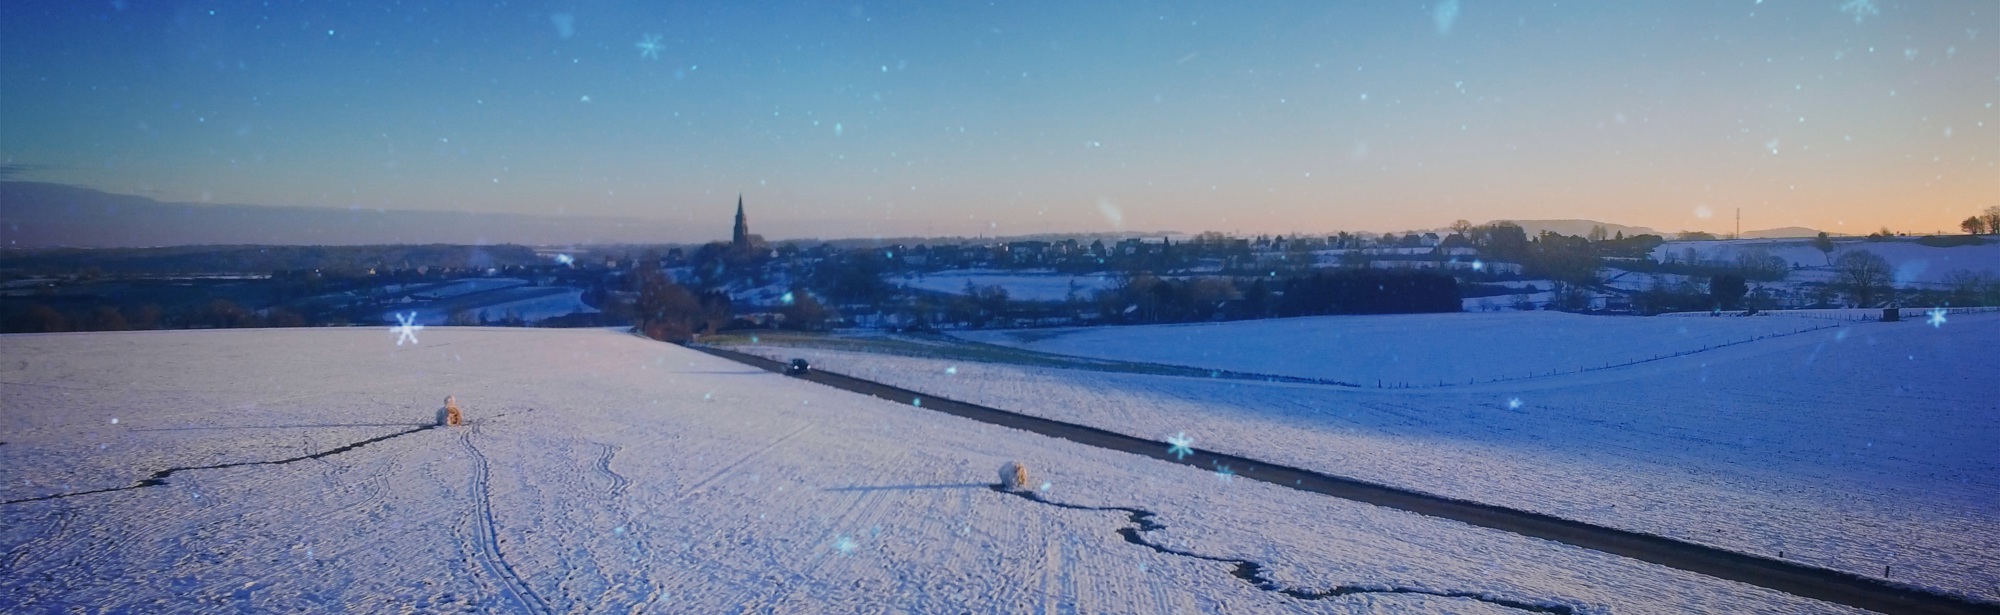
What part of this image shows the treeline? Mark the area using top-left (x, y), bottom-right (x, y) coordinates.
top-left (4, 299), bottom-right (319, 334)
top-left (619, 268), bottom-right (829, 343)
top-left (1460, 222), bottom-right (1665, 285)
top-left (0, 244), bottom-right (542, 276)
top-left (1276, 270), bottom-right (1461, 315)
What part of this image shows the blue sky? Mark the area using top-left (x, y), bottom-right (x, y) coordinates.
top-left (2, 1), bottom-right (1994, 241)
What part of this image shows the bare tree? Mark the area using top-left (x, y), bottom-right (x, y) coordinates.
top-left (629, 268), bottom-right (703, 342)
top-left (1984, 206), bottom-right (2000, 236)
top-left (1812, 232), bottom-right (1836, 266)
top-left (1963, 216), bottom-right (1988, 235)
top-left (1833, 249), bottom-right (1893, 307)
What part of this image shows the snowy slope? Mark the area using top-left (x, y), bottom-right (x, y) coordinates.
top-left (380, 286), bottom-right (596, 325)
top-left (1652, 238), bottom-right (2000, 286)
top-left (958, 311), bottom-right (1837, 386)
top-left (0, 328), bottom-right (1871, 614)
top-left (734, 313), bottom-right (2000, 601)
top-left (891, 270), bottom-right (1120, 302)
top-left (409, 278), bottom-right (528, 300)
top-left (470, 287), bottom-right (598, 322)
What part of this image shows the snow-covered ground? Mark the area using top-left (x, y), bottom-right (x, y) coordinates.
top-left (407, 278), bottom-right (528, 300)
top-left (1599, 270), bottom-right (1698, 293)
top-left (891, 269), bottom-right (1121, 302)
top-left (472, 287), bottom-right (597, 322)
top-left (736, 312), bottom-right (2000, 601)
top-left (1462, 283), bottom-right (1554, 312)
top-left (0, 328), bottom-right (1879, 613)
top-left (957, 311), bottom-right (1839, 386)
top-left (380, 286), bottom-right (595, 325)
top-left (1653, 237), bottom-right (2000, 287)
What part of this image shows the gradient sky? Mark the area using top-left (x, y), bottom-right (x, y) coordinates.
top-left (3, 1), bottom-right (1995, 242)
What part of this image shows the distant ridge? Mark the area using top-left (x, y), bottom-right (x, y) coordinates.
top-left (1740, 226), bottom-right (1826, 239)
top-left (0, 181), bottom-right (703, 248)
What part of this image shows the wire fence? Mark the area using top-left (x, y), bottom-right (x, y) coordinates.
top-left (1655, 306), bottom-right (2000, 322)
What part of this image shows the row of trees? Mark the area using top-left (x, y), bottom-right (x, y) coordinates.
top-left (4, 300), bottom-right (315, 334)
top-left (1959, 206), bottom-right (2000, 235)
top-left (624, 268), bottom-right (735, 343)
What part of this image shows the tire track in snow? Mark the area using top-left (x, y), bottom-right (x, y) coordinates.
top-left (697, 344), bottom-right (2000, 615)
top-left (584, 440), bottom-right (659, 614)
top-left (584, 439), bottom-right (658, 612)
top-left (992, 486), bottom-right (1590, 614)
top-left (593, 442), bottom-right (630, 500)
top-left (548, 439), bottom-right (628, 611)
top-left (456, 423), bottom-right (553, 614)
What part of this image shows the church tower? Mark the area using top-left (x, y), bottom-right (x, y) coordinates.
top-left (731, 194), bottom-right (751, 251)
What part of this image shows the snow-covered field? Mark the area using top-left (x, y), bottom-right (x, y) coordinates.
top-left (0, 328), bottom-right (1882, 613)
top-left (957, 311), bottom-right (1839, 386)
top-left (891, 269), bottom-right (1120, 302)
top-left (471, 287), bottom-right (597, 322)
top-left (1653, 237), bottom-right (2000, 286)
top-left (737, 312), bottom-right (2000, 601)
top-left (408, 278), bottom-right (529, 300)
top-left (380, 286), bottom-right (596, 325)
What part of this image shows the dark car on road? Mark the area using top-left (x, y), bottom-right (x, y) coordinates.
top-left (786, 358), bottom-right (811, 376)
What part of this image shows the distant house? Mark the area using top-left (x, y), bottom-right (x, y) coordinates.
top-left (1006, 241), bottom-right (1051, 264)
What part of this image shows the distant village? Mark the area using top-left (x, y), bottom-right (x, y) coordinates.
top-left (4, 199), bottom-right (1998, 336)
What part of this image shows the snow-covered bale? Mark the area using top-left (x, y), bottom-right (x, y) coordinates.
top-left (998, 461), bottom-right (1029, 490)
top-left (439, 396), bottom-right (463, 426)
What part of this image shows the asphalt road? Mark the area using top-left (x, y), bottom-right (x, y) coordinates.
top-left (695, 344), bottom-right (2000, 615)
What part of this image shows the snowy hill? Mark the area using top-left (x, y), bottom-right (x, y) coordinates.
top-left (0, 326), bottom-right (1888, 613)
top-left (957, 311), bottom-right (1835, 386)
top-left (889, 269), bottom-right (1121, 302)
top-left (1653, 236), bottom-right (2000, 286)
top-left (1740, 226), bottom-right (1825, 239)
top-left (737, 310), bottom-right (2000, 601)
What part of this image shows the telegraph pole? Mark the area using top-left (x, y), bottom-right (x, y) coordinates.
top-left (1735, 208), bottom-right (1741, 239)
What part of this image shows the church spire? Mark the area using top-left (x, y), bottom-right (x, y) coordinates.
top-left (732, 194), bottom-right (751, 251)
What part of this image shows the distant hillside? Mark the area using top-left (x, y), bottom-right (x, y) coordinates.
top-left (1741, 226), bottom-right (1826, 239)
top-left (0, 244), bottom-right (543, 275)
top-left (0, 181), bottom-right (702, 248)
top-left (1485, 219), bottom-right (1659, 238)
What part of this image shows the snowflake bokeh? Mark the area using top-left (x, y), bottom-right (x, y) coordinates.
top-left (393, 312), bottom-right (423, 346)
top-left (1167, 432), bottom-right (1194, 460)
top-left (1840, 0), bottom-right (1880, 23)
top-left (636, 34), bottom-right (663, 59)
